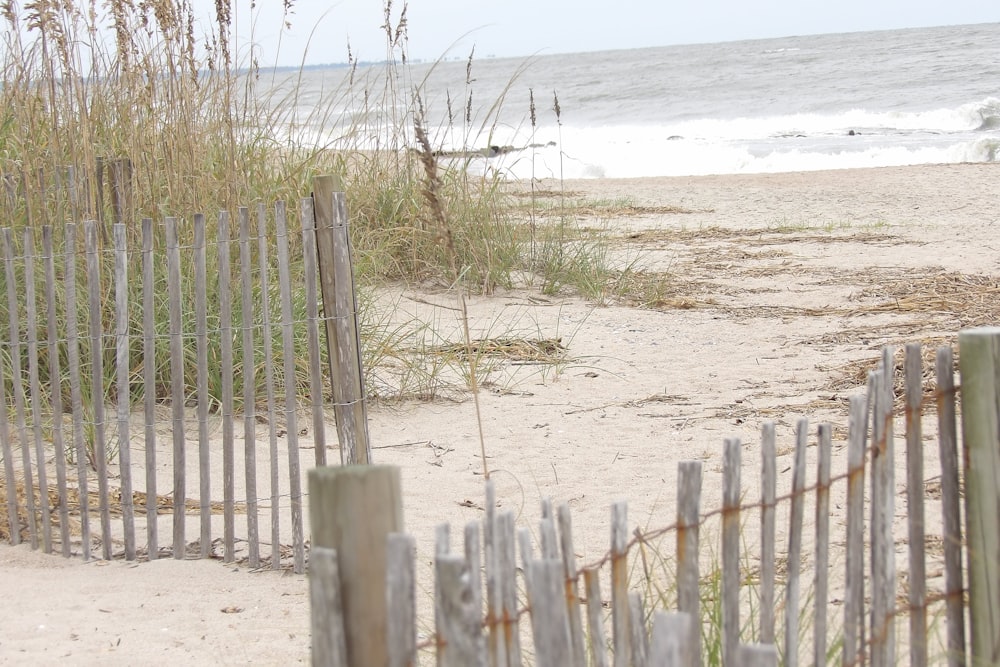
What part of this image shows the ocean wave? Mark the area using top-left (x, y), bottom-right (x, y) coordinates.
top-left (456, 134), bottom-right (1000, 179)
top-left (283, 92), bottom-right (1000, 178)
top-left (973, 137), bottom-right (1000, 162)
top-left (978, 116), bottom-right (1000, 131)
top-left (424, 94), bottom-right (1000, 177)
top-left (646, 98), bottom-right (1000, 141)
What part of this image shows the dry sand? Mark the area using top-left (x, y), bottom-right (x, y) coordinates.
top-left (2, 163), bottom-right (998, 664)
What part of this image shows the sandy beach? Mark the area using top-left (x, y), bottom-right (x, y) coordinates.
top-left (1, 162), bottom-right (998, 664)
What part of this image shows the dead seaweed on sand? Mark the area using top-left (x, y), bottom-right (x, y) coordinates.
top-left (0, 477), bottom-right (246, 543)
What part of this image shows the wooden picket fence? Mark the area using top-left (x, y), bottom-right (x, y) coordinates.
top-left (0, 180), bottom-right (368, 572)
top-left (306, 336), bottom-right (1000, 666)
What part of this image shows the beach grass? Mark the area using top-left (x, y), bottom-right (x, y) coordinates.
top-left (0, 1), bottom-right (637, 456)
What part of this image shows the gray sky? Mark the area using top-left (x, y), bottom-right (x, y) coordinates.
top-left (207, 1), bottom-right (997, 67)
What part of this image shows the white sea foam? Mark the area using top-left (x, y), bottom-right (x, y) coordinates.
top-left (463, 136), bottom-right (995, 180)
top-left (437, 96), bottom-right (1000, 178)
top-left (289, 101), bottom-right (999, 179)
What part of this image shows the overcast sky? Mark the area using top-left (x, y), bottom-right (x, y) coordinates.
top-left (201, 1), bottom-right (996, 67)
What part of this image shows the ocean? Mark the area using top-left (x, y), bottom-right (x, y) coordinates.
top-left (273, 22), bottom-right (1000, 179)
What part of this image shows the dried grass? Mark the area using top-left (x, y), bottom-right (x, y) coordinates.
top-left (426, 337), bottom-right (567, 363)
top-left (509, 189), bottom-right (585, 200)
top-left (539, 203), bottom-right (700, 218)
top-left (622, 223), bottom-right (995, 404)
top-left (0, 475), bottom-right (246, 543)
top-left (823, 341), bottom-right (955, 408)
top-left (847, 271), bottom-right (1000, 326)
top-left (623, 226), bottom-right (897, 246)
top-left (613, 270), bottom-right (710, 310)
top-left (820, 271), bottom-right (1000, 398)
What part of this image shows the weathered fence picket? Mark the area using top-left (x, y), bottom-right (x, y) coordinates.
top-left (0, 441), bottom-right (12, 537)
top-left (497, 509), bottom-right (523, 666)
top-left (437, 552), bottom-right (486, 666)
top-left (464, 520), bottom-right (482, 629)
top-left (386, 533), bottom-right (416, 667)
top-left (64, 223), bottom-right (91, 561)
top-left (313, 175), bottom-right (370, 465)
top-left (0, 235), bottom-right (19, 547)
top-left (257, 202), bottom-right (282, 569)
top-left (904, 342), bottom-right (927, 667)
top-left (276, 200), bottom-right (306, 574)
top-left (627, 592), bottom-right (648, 667)
top-left (958, 327), bottom-right (1000, 663)
top-left (5, 228), bottom-right (38, 550)
top-left (722, 436), bottom-right (741, 666)
top-left (676, 460), bottom-right (702, 664)
top-left (843, 393), bottom-right (867, 667)
top-left (784, 419), bottom-right (808, 667)
top-left (527, 558), bottom-right (572, 667)
top-left (310, 546), bottom-right (348, 667)
top-left (218, 211), bottom-right (236, 563)
top-left (165, 217), bottom-right (186, 559)
top-left (45, 229), bottom-right (69, 555)
top-left (141, 218), bottom-right (158, 560)
top-left (870, 361), bottom-right (895, 667)
top-left (238, 206), bottom-right (261, 568)
top-left (484, 479), bottom-right (502, 666)
top-left (737, 644), bottom-right (779, 667)
top-left (300, 197), bottom-right (328, 468)
top-left (556, 504), bottom-right (586, 667)
top-left (85, 220), bottom-right (112, 560)
top-left (113, 222), bottom-right (136, 560)
top-left (24, 227), bottom-right (53, 554)
top-left (194, 213), bottom-right (211, 559)
top-left (935, 345), bottom-right (965, 667)
top-left (759, 421), bottom-right (776, 646)
top-left (813, 423), bottom-right (832, 667)
top-left (583, 567), bottom-right (607, 667)
top-left (610, 501), bottom-right (629, 667)
top-left (648, 612), bottom-right (692, 664)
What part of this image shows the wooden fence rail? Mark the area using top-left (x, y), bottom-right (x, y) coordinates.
top-left (0, 184), bottom-right (367, 573)
top-left (309, 340), bottom-right (977, 666)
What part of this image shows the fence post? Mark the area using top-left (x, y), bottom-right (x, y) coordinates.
top-left (844, 393), bottom-right (868, 667)
top-left (611, 501), bottom-right (631, 667)
top-left (870, 351), bottom-right (896, 667)
top-left (785, 419), bottom-right (809, 667)
top-left (648, 612), bottom-right (693, 664)
top-left (386, 533), bottom-right (416, 667)
top-left (736, 644), bottom-right (779, 666)
top-left (312, 175), bottom-right (371, 465)
top-left (903, 343), bottom-right (927, 666)
top-left (936, 345), bottom-right (966, 667)
top-left (958, 327), bottom-right (1000, 664)
top-left (722, 437), bottom-right (741, 667)
top-left (85, 221), bottom-right (113, 559)
top-left (309, 465), bottom-right (403, 667)
top-left (759, 422), bottom-right (776, 645)
top-left (677, 461), bottom-right (703, 664)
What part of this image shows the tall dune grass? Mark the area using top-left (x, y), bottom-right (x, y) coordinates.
top-left (0, 0), bottom-right (634, 445)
